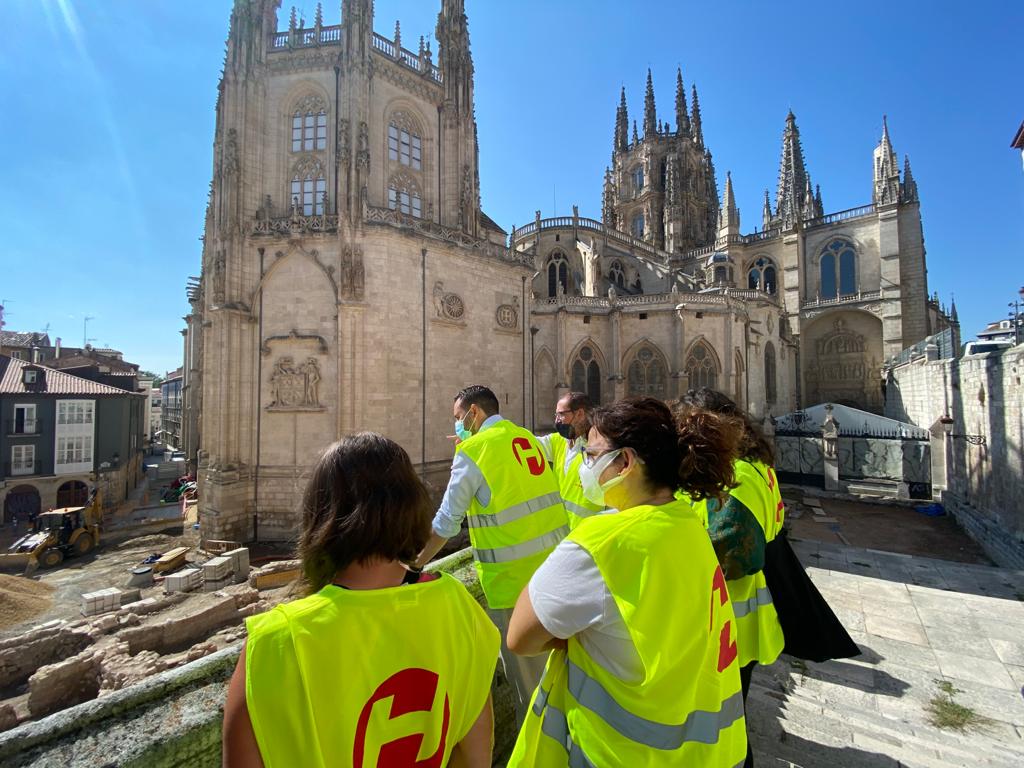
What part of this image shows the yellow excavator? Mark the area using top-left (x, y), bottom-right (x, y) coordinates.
top-left (0, 491), bottom-right (102, 576)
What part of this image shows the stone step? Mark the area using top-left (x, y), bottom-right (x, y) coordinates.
top-left (748, 681), bottom-right (1024, 767)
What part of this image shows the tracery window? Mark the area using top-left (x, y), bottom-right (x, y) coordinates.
top-left (819, 239), bottom-right (857, 299)
top-left (632, 214), bottom-right (645, 239)
top-left (764, 342), bottom-right (777, 404)
top-left (387, 113), bottom-right (423, 170)
top-left (608, 260), bottom-right (625, 289)
top-left (291, 158), bottom-right (326, 215)
top-left (387, 172), bottom-right (422, 218)
top-left (547, 252), bottom-right (568, 297)
top-left (626, 345), bottom-right (667, 398)
top-left (632, 165), bottom-right (644, 192)
top-left (291, 96), bottom-right (327, 153)
top-left (684, 342), bottom-right (718, 391)
top-left (747, 257), bottom-right (778, 295)
top-left (570, 345), bottom-right (602, 404)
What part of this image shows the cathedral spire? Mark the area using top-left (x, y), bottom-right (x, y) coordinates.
top-left (718, 171), bottom-right (740, 236)
top-left (901, 154), bottom-right (918, 202)
top-left (632, 119), bottom-right (639, 145)
top-left (674, 68), bottom-right (690, 135)
top-left (690, 83), bottom-right (704, 147)
top-left (774, 110), bottom-right (809, 228)
top-left (643, 69), bottom-right (657, 138)
top-left (873, 115), bottom-right (900, 205)
top-left (436, 0), bottom-right (474, 115)
top-left (614, 86), bottom-right (629, 154)
top-left (815, 183), bottom-right (823, 217)
top-left (762, 189), bottom-right (773, 231)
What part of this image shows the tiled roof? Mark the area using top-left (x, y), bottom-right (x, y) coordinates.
top-left (47, 353), bottom-right (138, 373)
top-left (0, 330), bottom-right (51, 348)
top-left (0, 355), bottom-right (144, 396)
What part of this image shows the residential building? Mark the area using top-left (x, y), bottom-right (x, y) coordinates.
top-left (0, 355), bottom-right (146, 522)
top-left (160, 368), bottom-right (184, 451)
top-left (0, 331), bottom-right (50, 362)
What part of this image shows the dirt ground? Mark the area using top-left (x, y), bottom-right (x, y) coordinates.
top-left (781, 490), bottom-right (992, 565)
top-left (0, 531), bottom-right (204, 640)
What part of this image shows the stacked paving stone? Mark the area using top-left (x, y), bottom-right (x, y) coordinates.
top-left (81, 588), bottom-right (122, 617)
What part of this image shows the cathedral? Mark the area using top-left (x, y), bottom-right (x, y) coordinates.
top-left (187, 0), bottom-right (950, 541)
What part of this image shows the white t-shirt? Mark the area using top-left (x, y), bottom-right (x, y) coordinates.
top-left (528, 539), bottom-right (644, 683)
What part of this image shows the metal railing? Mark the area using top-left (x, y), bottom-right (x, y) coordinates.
top-left (270, 24), bottom-right (343, 50)
top-left (802, 204), bottom-right (876, 228)
top-left (801, 289), bottom-right (882, 310)
top-left (4, 460), bottom-right (43, 477)
top-left (885, 327), bottom-right (957, 367)
top-left (5, 419), bottom-right (43, 436)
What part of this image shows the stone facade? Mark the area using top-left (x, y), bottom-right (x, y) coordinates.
top-left (189, 0), bottom-right (947, 541)
top-left (885, 344), bottom-right (1024, 567)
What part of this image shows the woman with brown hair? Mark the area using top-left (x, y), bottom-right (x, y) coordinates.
top-left (506, 397), bottom-right (748, 767)
top-left (223, 432), bottom-right (499, 768)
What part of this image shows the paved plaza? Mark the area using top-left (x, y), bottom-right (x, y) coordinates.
top-left (747, 535), bottom-right (1024, 767)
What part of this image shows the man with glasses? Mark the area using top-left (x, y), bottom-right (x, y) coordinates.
top-left (537, 392), bottom-right (607, 529)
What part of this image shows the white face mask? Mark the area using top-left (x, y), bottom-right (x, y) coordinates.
top-left (578, 448), bottom-right (626, 506)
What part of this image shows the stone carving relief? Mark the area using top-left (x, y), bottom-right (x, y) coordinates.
top-left (337, 118), bottom-right (350, 165)
top-left (433, 281), bottom-right (466, 323)
top-left (212, 254), bottom-right (226, 304)
top-left (339, 246), bottom-right (366, 300)
top-left (495, 303), bottom-right (518, 329)
top-left (805, 319), bottom-right (879, 408)
top-left (821, 404), bottom-right (839, 457)
top-left (292, 94), bottom-right (326, 116)
top-left (268, 356), bottom-right (323, 410)
top-left (223, 129), bottom-right (239, 177)
top-left (356, 121), bottom-right (370, 171)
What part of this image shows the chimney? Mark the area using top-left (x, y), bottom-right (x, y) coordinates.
top-left (55, 337), bottom-right (62, 358)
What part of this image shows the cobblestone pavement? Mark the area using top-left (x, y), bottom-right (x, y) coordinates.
top-left (747, 537), bottom-right (1024, 767)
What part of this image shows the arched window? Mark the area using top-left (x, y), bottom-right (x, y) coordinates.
top-left (819, 239), bottom-right (857, 298)
top-left (388, 121), bottom-right (422, 170)
top-left (632, 165), bottom-right (644, 192)
top-left (571, 345), bottom-right (601, 403)
top-left (608, 260), bottom-right (625, 289)
top-left (291, 96), bottom-right (327, 153)
top-left (685, 342), bottom-right (718, 390)
top-left (714, 266), bottom-right (728, 285)
top-left (764, 342), bottom-right (777, 405)
top-left (291, 158), bottom-right (326, 215)
top-left (631, 214), bottom-right (645, 239)
top-left (747, 257), bottom-right (778, 295)
top-left (547, 252), bottom-right (568, 297)
top-left (387, 172), bottom-right (422, 218)
top-left (626, 345), bottom-right (667, 398)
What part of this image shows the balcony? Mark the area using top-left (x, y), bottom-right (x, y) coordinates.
top-left (4, 460), bottom-right (43, 477)
top-left (6, 419), bottom-right (43, 436)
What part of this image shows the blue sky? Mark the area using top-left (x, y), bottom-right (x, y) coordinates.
top-left (1, 0), bottom-right (1021, 375)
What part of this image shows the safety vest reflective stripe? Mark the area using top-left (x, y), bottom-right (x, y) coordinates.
top-left (565, 658), bottom-right (745, 749)
top-left (563, 500), bottom-right (599, 520)
top-left (473, 525), bottom-right (570, 564)
top-left (729, 586), bottom-right (774, 618)
top-left (540, 701), bottom-right (599, 768)
top-left (467, 491), bottom-right (564, 529)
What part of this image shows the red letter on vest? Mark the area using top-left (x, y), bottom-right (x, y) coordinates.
top-left (353, 668), bottom-right (451, 768)
top-left (710, 566), bottom-right (738, 673)
top-left (511, 437), bottom-right (545, 476)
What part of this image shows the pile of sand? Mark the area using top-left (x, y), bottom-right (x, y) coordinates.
top-left (0, 574), bottom-right (55, 630)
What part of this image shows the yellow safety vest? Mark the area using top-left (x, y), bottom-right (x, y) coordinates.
top-left (245, 573), bottom-right (499, 768)
top-left (458, 420), bottom-right (569, 609)
top-left (509, 499), bottom-right (747, 767)
top-left (547, 433), bottom-right (604, 529)
top-left (694, 459), bottom-right (786, 668)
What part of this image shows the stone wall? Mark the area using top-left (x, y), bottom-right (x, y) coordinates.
top-left (885, 345), bottom-right (1024, 566)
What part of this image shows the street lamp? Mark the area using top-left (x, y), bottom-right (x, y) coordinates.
top-left (939, 413), bottom-right (986, 446)
top-left (1009, 285), bottom-right (1024, 346)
